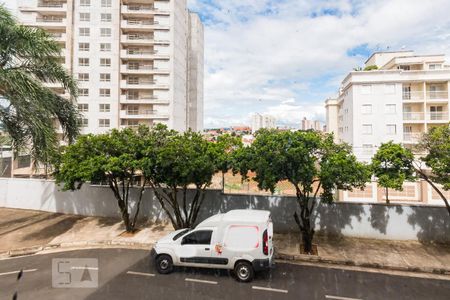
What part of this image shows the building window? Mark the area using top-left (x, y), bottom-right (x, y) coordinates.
top-left (100, 28), bottom-right (111, 37)
top-left (99, 104), bottom-right (110, 112)
top-left (100, 89), bottom-right (110, 97)
top-left (384, 84), bottom-right (396, 94)
top-left (362, 124), bottom-right (372, 135)
top-left (80, 13), bottom-right (90, 22)
top-left (78, 73), bottom-right (89, 82)
top-left (362, 144), bottom-right (373, 156)
top-left (100, 73), bottom-right (111, 82)
top-left (127, 105), bottom-right (139, 115)
top-left (127, 76), bottom-right (139, 84)
top-left (78, 58), bottom-right (89, 66)
top-left (387, 124), bottom-right (397, 135)
top-left (429, 64), bottom-right (442, 70)
top-left (78, 118), bottom-right (88, 127)
top-left (78, 88), bottom-right (89, 96)
top-left (100, 43), bottom-right (111, 52)
top-left (126, 120), bottom-right (139, 128)
top-left (100, 58), bottom-right (111, 67)
top-left (101, 0), bottom-right (112, 8)
top-left (385, 104), bottom-right (396, 114)
top-left (79, 43), bottom-right (90, 51)
top-left (99, 119), bottom-right (110, 128)
top-left (78, 104), bottom-right (89, 112)
top-left (79, 28), bottom-right (90, 37)
top-left (361, 104), bottom-right (372, 114)
top-left (361, 85), bottom-right (372, 95)
top-left (80, 0), bottom-right (90, 6)
top-left (101, 13), bottom-right (112, 22)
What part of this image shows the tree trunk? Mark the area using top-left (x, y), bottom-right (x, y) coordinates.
top-left (293, 197), bottom-right (315, 254)
top-left (416, 169), bottom-right (450, 217)
top-left (385, 187), bottom-right (390, 204)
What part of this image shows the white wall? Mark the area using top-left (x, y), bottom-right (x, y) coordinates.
top-left (0, 178), bottom-right (448, 243)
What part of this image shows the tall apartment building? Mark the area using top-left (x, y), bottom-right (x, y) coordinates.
top-left (301, 117), bottom-right (323, 131)
top-left (325, 50), bottom-right (450, 162)
top-left (251, 113), bottom-right (276, 133)
top-left (17, 0), bottom-right (204, 134)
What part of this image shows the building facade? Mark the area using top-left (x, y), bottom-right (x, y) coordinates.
top-left (251, 113), bottom-right (276, 133)
top-left (17, 0), bottom-right (204, 134)
top-left (326, 50), bottom-right (450, 162)
top-left (301, 117), bottom-right (323, 131)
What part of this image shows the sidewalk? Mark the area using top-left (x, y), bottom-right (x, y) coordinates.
top-left (1, 208), bottom-right (449, 276)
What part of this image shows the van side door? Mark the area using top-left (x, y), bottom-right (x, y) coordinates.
top-left (179, 229), bottom-right (213, 266)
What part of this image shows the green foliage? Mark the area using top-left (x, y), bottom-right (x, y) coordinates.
top-left (371, 142), bottom-right (415, 203)
top-left (420, 125), bottom-right (450, 190)
top-left (0, 5), bottom-right (79, 166)
top-left (55, 126), bottom-right (152, 231)
top-left (232, 129), bottom-right (370, 253)
top-left (364, 65), bottom-right (378, 71)
top-left (142, 130), bottom-right (238, 229)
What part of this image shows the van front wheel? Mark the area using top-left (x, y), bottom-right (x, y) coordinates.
top-left (155, 255), bottom-right (173, 274)
top-left (234, 261), bottom-right (254, 282)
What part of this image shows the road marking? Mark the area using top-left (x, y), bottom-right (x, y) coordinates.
top-left (0, 269), bottom-right (38, 277)
top-left (71, 267), bottom-right (99, 271)
top-left (126, 271), bottom-right (156, 277)
top-left (252, 286), bottom-right (288, 294)
top-left (325, 295), bottom-right (362, 300)
top-left (185, 278), bottom-right (218, 285)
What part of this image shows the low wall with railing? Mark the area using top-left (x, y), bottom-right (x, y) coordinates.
top-left (0, 178), bottom-right (448, 243)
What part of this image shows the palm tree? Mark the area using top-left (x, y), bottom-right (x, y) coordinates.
top-left (0, 4), bottom-right (79, 168)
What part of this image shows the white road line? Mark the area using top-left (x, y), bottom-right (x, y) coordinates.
top-left (71, 267), bottom-right (99, 271)
top-left (0, 269), bottom-right (38, 277)
top-left (185, 278), bottom-right (218, 285)
top-left (126, 271), bottom-right (156, 277)
top-left (325, 295), bottom-right (362, 300)
top-left (252, 286), bottom-right (288, 294)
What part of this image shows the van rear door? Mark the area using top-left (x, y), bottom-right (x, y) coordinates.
top-left (267, 219), bottom-right (274, 257)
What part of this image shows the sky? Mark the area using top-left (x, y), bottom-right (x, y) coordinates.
top-left (4, 0), bottom-right (450, 128)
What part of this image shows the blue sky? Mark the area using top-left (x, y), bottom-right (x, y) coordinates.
top-left (5, 0), bottom-right (450, 128)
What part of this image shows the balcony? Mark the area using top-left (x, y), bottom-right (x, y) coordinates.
top-left (120, 94), bottom-right (169, 105)
top-left (120, 49), bottom-right (170, 60)
top-left (122, 5), bottom-right (170, 17)
top-left (402, 91), bottom-right (424, 101)
top-left (121, 35), bottom-right (170, 46)
top-left (121, 19), bottom-right (169, 31)
top-left (120, 109), bottom-right (169, 120)
top-left (426, 90), bottom-right (448, 101)
top-left (121, 80), bottom-right (169, 90)
top-left (427, 112), bottom-right (449, 122)
top-left (33, 17), bottom-right (67, 29)
top-left (403, 112), bottom-right (424, 121)
top-left (49, 32), bottom-right (66, 42)
top-left (120, 64), bottom-right (170, 75)
top-left (403, 132), bottom-right (422, 143)
top-left (20, 2), bottom-right (67, 13)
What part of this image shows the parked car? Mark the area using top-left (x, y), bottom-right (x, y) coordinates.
top-left (151, 209), bottom-right (274, 282)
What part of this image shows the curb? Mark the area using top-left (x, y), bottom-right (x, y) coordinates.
top-left (0, 241), bottom-right (155, 259)
top-left (274, 252), bottom-right (450, 276)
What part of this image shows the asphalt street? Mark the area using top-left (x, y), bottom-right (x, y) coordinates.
top-left (1, 248), bottom-right (449, 300)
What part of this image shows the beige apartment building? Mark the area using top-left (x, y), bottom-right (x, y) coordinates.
top-left (17, 0), bottom-right (204, 135)
top-left (325, 50), bottom-right (450, 204)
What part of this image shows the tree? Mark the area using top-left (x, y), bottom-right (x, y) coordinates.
top-left (232, 129), bottom-right (370, 254)
top-left (54, 127), bottom-right (151, 232)
top-left (0, 5), bottom-right (79, 165)
top-left (416, 125), bottom-right (450, 216)
top-left (371, 142), bottom-right (415, 204)
top-left (142, 129), bottom-right (234, 230)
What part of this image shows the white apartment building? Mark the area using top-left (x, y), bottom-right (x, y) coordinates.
top-left (251, 113), bottom-right (276, 133)
top-left (326, 50), bottom-right (450, 162)
top-left (17, 0), bottom-right (204, 134)
top-left (301, 117), bottom-right (323, 131)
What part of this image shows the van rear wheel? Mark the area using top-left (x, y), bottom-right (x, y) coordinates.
top-left (234, 261), bottom-right (254, 282)
top-left (155, 255), bottom-right (173, 274)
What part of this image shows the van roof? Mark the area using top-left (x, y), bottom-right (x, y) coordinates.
top-left (197, 210), bottom-right (271, 228)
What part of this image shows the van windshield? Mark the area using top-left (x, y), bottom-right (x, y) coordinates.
top-left (173, 229), bottom-right (190, 241)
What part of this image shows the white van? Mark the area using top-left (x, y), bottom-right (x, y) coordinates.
top-left (151, 210), bottom-right (274, 282)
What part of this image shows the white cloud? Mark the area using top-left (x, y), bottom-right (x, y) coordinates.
top-left (188, 0), bottom-right (450, 128)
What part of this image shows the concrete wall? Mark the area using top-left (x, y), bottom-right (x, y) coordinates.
top-left (0, 178), bottom-right (448, 243)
